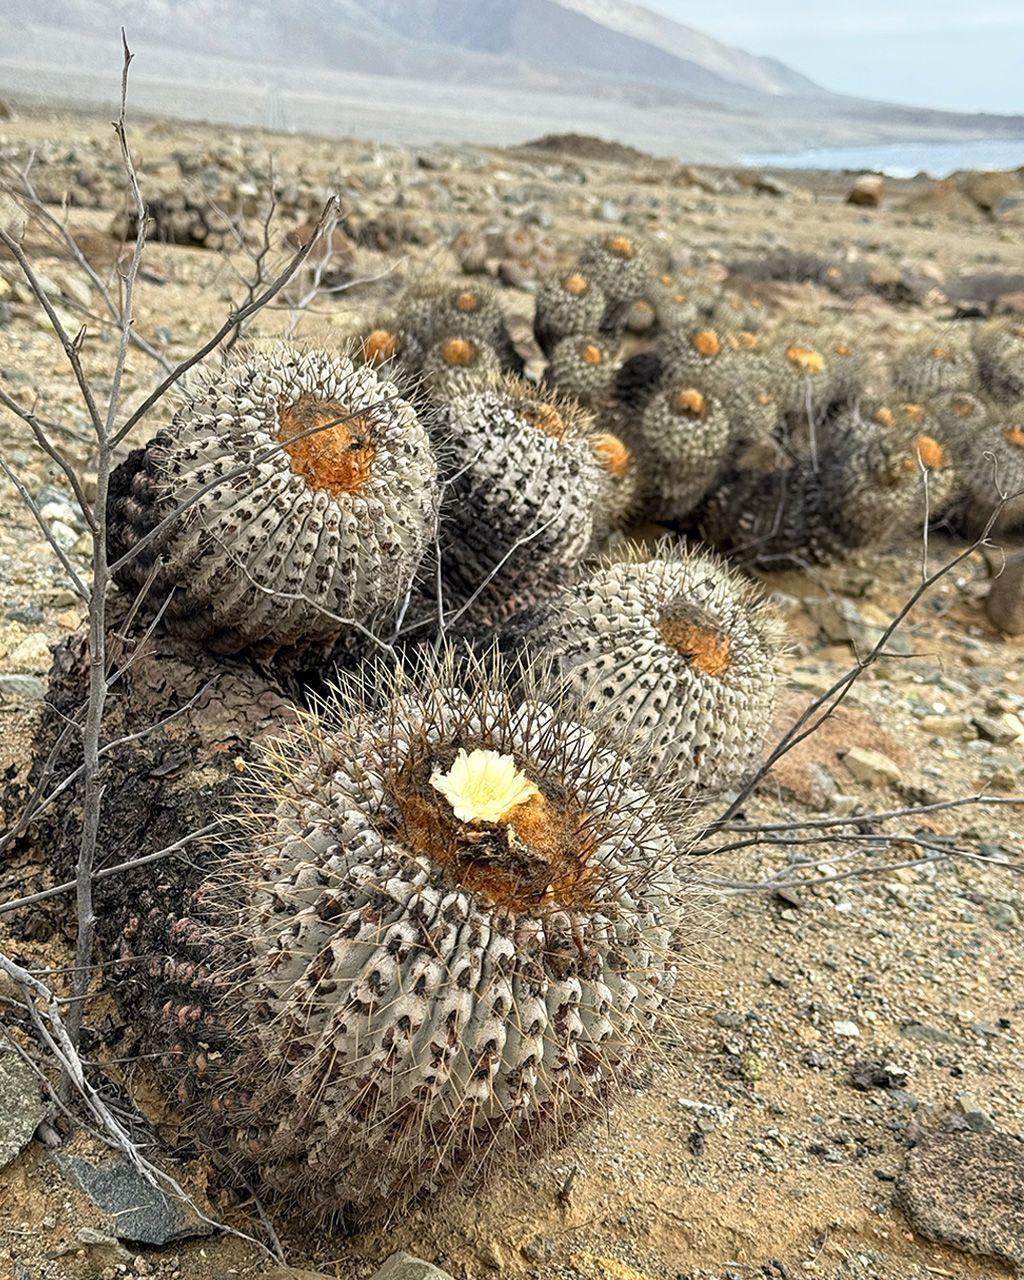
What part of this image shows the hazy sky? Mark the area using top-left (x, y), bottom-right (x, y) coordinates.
top-left (647, 0), bottom-right (1024, 113)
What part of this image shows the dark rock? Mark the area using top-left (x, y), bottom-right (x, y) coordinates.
top-left (6, 604), bottom-right (44, 626)
top-left (849, 1060), bottom-right (908, 1091)
top-left (896, 1129), bottom-right (1024, 1269)
top-left (521, 1235), bottom-right (556, 1263)
top-left (0, 1052), bottom-right (48, 1168)
top-left (56, 1155), bottom-right (216, 1245)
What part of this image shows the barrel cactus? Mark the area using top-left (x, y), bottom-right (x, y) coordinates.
top-left (947, 404), bottom-right (1024, 537)
top-left (166, 653), bottom-right (686, 1213)
top-left (892, 338), bottom-right (977, 401)
top-left (578, 232), bottom-right (652, 307)
top-left (972, 322), bottom-right (1024, 404)
top-left (430, 381), bottom-right (604, 625)
top-left (635, 384), bottom-right (732, 521)
top-left (420, 335), bottom-right (502, 400)
top-left (546, 334), bottom-right (620, 410)
top-left (534, 545), bottom-right (783, 792)
top-left (699, 427), bottom-right (950, 567)
top-left (534, 270), bottom-right (608, 355)
top-left (107, 344), bottom-right (438, 659)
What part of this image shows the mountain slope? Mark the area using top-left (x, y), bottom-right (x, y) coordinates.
top-left (1, 0), bottom-right (826, 102)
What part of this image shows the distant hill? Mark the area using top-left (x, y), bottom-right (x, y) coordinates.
top-left (2, 0), bottom-right (823, 101)
top-left (1, 0), bottom-right (1022, 160)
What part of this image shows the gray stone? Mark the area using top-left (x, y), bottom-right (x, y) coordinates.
top-left (896, 1129), bottom-right (1024, 1269)
top-left (372, 1253), bottom-right (455, 1280)
top-left (986, 900), bottom-right (1020, 930)
top-left (57, 1155), bottom-right (216, 1245)
top-left (0, 673), bottom-right (46, 702)
top-left (0, 1052), bottom-right (47, 1168)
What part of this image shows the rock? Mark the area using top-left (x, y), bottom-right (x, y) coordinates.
top-left (986, 900), bottom-right (1020, 930)
top-left (7, 633), bottom-right (52, 672)
top-left (371, 1254), bottom-right (455, 1280)
top-left (900, 1021), bottom-right (963, 1047)
top-left (521, 1234), bottom-right (556, 1263)
top-left (260, 1272), bottom-right (336, 1279)
top-left (0, 98), bottom-right (13, 120)
top-left (0, 673), bottom-right (46, 702)
top-left (900, 178), bottom-right (981, 222)
top-left (840, 746), bottom-right (901, 787)
top-left (56, 1155), bottom-right (216, 1245)
top-left (803, 596), bottom-right (908, 653)
top-left (0, 1052), bottom-right (48, 1169)
top-left (896, 1129), bottom-right (1024, 1269)
top-left (847, 174), bottom-right (883, 208)
top-left (987, 549), bottom-right (1024, 634)
top-left (849, 1060), bottom-right (907, 1091)
top-left (971, 713), bottom-right (1021, 745)
top-left (918, 713), bottom-right (973, 739)
top-left (833, 1020), bottom-right (860, 1039)
top-left (993, 194), bottom-right (1024, 224)
top-left (955, 1094), bottom-right (996, 1135)
top-left (570, 1254), bottom-right (655, 1280)
top-left (962, 169), bottom-right (1021, 213)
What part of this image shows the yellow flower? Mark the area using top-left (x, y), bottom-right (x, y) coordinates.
top-left (429, 748), bottom-right (540, 824)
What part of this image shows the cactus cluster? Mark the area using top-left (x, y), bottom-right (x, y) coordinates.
top-left (40, 223), bottom-right (1018, 1230)
top-left (33, 289), bottom-right (791, 1222)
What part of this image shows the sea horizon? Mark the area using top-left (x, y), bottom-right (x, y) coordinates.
top-left (746, 136), bottom-right (1024, 179)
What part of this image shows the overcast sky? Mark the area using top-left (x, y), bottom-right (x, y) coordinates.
top-left (647, 0), bottom-right (1024, 113)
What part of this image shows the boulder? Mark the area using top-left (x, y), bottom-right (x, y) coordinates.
top-left (846, 174), bottom-right (883, 208)
top-left (896, 1128), bottom-right (1024, 1270)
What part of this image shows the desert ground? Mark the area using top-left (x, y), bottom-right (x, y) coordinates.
top-left (0, 102), bottom-right (1022, 1280)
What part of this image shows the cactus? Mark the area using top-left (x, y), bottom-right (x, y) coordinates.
top-left (165, 652), bottom-right (686, 1214)
top-left (698, 426), bottom-right (950, 567)
top-left (972, 322), bottom-right (1024, 404)
top-left (819, 333), bottom-right (868, 410)
top-left (647, 276), bottom-right (701, 333)
top-left (892, 338), bottom-right (977, 401)
top-left (533, 270), bottom-right (608, 355)
top-left (660, 327), bottom-right (730, 380)
top-left (546, 334), bottom-right (620, 410)
top-left (635, 383), bottom-right (732, 521)
top-left (430, 381), bottom-right (604, 624)
top-left (18, 595), bottom-right (298, 1004)
top-left (420, 335), bottom-right (503, 401)
top-left (946, 404), bottom-right (1024, 537)
top-left (624, 298), bottom-right (657, 335)
top-left (589, 430), bottom-right (640, 541)
top-left (765, 337), bottom-right (832, 420)
top-left (397, 282), bottom-right (521, 373)
top-left (107, 344), bottom-right (438, 659)
top-left (578, 232), bottom-right (652, 308)
top-left (534, 545), bottom-right (783, 792)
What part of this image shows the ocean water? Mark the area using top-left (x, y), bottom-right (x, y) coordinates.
top-left (746, 138), bottom-right (1024, 179)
